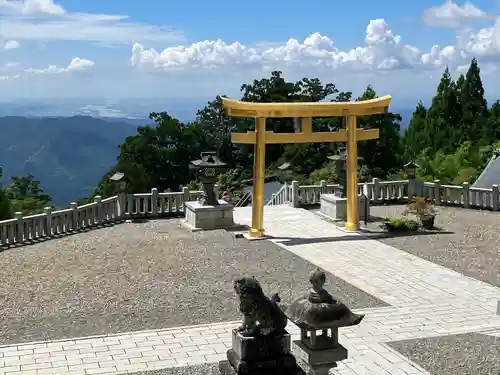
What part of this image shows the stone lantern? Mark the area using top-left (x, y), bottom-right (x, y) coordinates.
top-left (109, 172), bottom-right (127, 218)
top-left (281, 269), bottom-right (364, 375)
top-left (190, 151), bottom-right (227, 206)
top-left (278, 162), bottom-right (293, 183)
top-left (109, 172), bottom-right (127, 194)
top-left (327, 147), bottom-right (362, 198)
top-left (404, 160), bottom-right (419, 180)
top-left (404, 161), bottom-right (424, 199)
top-left (184, 152), bottom-right (235, 231)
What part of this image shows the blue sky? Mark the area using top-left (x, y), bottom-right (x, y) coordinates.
top-left (1, 0), bottom-right (500, 111)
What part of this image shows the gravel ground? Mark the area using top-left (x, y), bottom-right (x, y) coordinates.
top-left (0, 219), bottom-right (386, 345)
top-left (316, 205), bottom-right (500, 288)
top-left (388, 332), bottom-right (500, 375)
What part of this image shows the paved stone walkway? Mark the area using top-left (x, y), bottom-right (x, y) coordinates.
top-left (1, 205), bottom-right (500, 375)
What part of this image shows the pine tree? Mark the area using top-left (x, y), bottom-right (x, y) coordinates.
top-left (459, 58), bottom-right (488, 144)
top-left (403, 101), bottom-right (427, 159)
top-left (422, 67), bottom-right (461, 153)
top-left (357, 85), bottom-right (402, 177)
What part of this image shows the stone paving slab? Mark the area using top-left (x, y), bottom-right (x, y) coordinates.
top-left (2, 302), bottom-right (500, 375)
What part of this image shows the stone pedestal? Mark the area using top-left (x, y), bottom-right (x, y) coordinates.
top-left (320, 194), bottom-right (369, 221)
top-left (184, 200), bottom-right (234, 231)
top-left (408, 179), bottom-right (425, 199)
top-left (293, 340), bottom-right (347, 375)
top-left (219, 329), bottom-right (304, 375)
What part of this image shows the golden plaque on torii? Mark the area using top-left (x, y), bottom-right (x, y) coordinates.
top-left (221, 95), bottom-right (392, 238)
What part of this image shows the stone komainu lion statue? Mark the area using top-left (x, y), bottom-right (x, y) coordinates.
top-left (233, 277), bottom-right (288, 337)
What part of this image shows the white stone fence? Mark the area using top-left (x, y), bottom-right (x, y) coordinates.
top-left (267, 179), bottom-right (500, 211)
top-left (1, 179), bottom-right (499, 247)
top-left (0, 187), bottom-right (206, 247)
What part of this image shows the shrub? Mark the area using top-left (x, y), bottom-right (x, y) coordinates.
top-left (404, 196), bottom-right (436, 217)
top-left (382, 217), bottom-right (419, 232)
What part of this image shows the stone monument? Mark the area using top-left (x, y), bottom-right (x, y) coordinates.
top-left (219, 272), bottom-right (364, 375)
top-left (219, 277), bottom-right (304, 375)
top-left (184, 151), bottom-right (235, 231)
top-left (280, 269), bottom-right (365, 375)
top-left (320, 147), bottom-right (369, 221)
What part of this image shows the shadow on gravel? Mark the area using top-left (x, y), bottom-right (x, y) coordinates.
top-left (266, 229), bottom-right (454, 246)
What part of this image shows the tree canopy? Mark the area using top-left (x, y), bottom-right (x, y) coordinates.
top-left (95, 71), bottom-right (404, 197)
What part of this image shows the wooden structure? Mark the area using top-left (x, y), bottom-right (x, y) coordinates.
top-left (221, 95), bottom-right (392, 237)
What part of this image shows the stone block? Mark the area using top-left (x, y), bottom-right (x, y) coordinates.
top-left (293, 340), bottom-right (347, 367)
top-left (231, 329), bottom-right (291, 361)
top-left (184, 200), bottom-right (234, 231)
top-left (319, 194), bottom-right (369, 221)
top-left (219, 359), bottom-right (305, 375)
top-left (220, 329), bottom-right (301, 375)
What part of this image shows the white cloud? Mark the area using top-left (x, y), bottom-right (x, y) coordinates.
top-left (0, 0), bottom-right (185, 45)
top-left (131, 19), bottom-right (465, 73)
top-left (24, 57), bottom-right (94, 75)
top-left (422, 1), bottom-right (491, 28)
top-left (3, 39), bottom-right (19, 50)
top-left (0, 0), bottom-right (64, 15)
top-left (3, 61), bottom-right (19, 69)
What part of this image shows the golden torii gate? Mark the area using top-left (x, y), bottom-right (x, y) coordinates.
top-left (221, 95), bottom-right (392, 238)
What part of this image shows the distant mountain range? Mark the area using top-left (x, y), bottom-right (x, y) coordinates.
top-left (0, 116), bottom-right (141, 207)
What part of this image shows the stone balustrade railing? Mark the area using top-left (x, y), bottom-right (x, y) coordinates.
top-left (2, 179), bottom-right (499, 247)
top-left (0, 187), bottom-right (205, 247)
top-left (267, 178), bottom-right (500, 211)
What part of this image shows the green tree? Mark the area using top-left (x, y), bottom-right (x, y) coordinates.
top-left (403, 101), bottom-right (427, 159)
top-left (356, 85), bottom-right (403, 178)
top-left (0, 167), bottom-right (12, 219)
top-left (96, 112), bottom-right (202, 197)
top-left (422, 67), bottom-right (461, 153)
top-left (459, 58), bottom-right (488, 144)
top-left (5, 174), bottom-right (52, 215)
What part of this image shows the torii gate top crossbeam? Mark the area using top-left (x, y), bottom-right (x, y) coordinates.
top-left (221, 95), bottom-right (391, 118)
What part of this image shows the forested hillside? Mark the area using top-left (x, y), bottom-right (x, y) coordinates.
top-left (0, 116), bottom-right (139, 206)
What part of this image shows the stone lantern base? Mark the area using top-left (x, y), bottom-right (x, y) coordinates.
top-left (183, 200), bottom-right (235, 231)
top-left (219, 329), bottom-right (304, 375)
top-left (320, 194), bottom-right (369, 221)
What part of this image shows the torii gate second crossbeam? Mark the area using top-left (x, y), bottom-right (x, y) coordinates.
top-left (221, 96), bottom-right (392, 238)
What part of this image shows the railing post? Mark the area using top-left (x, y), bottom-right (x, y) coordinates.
top-left (43, 206), bottom-right (52, 237)
top-left (492, 185), bottom-right (499, 211)
top-left (372, 178), bottom-right (380, 203)
top-left (14, 211), bottom-right (23, 243)
top-left (214, 184), bottom-right (220, 200)
top-left (284, 181), bottom-right (289, 203)
top-left (70, 202), bottom-right (78, 230)
top-left (291, 180), bottom-right (299, 207)
top-left (408, 179), bottom-right (415, 200)
top-left (433, 180), bottom-right (441, 205)
top-left (462, 182), bottom-right (470, 208)
top-left (151, 188), bottom-right (158, 216)
top-left (182, 186), bottom-right (190, 202)
top-left (182, 187), bottom-right (190, 212)
top-left (93, 196), bottom-right (102, 224)
top-left (320, 180), bottom-right (326, 194)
